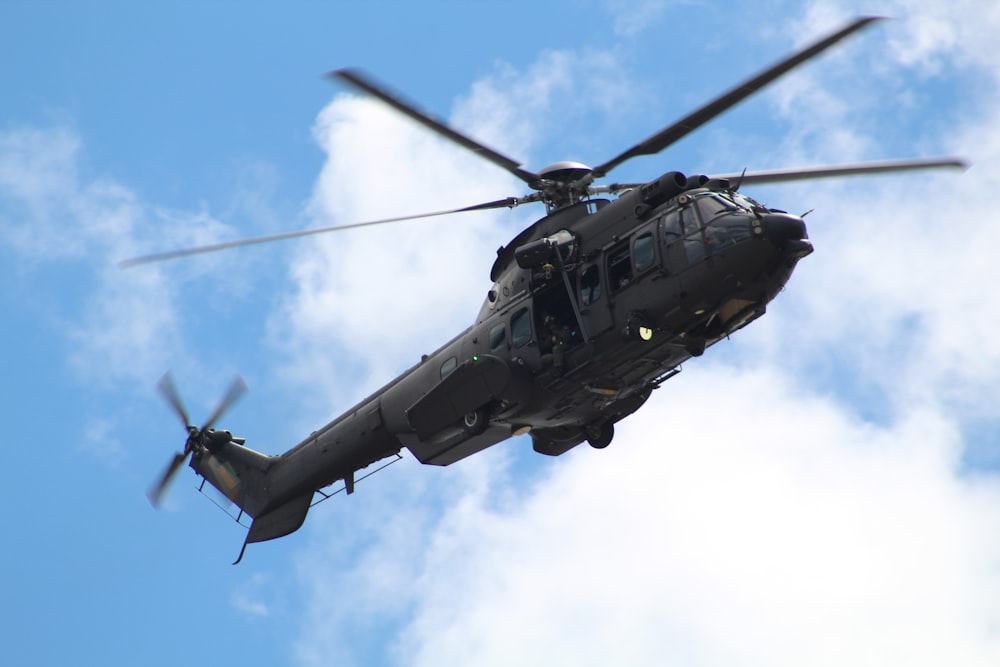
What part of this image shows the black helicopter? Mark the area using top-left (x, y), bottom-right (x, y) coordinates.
top-left (133, 16), bottom-right (966, 562)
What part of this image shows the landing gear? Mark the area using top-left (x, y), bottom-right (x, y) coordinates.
top-left (586, 421), bottom-right (614, 449)
top-left (462, 407), bottom-right (489, 436)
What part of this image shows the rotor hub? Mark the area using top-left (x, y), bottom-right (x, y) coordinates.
top-left (537, 161), bottom-right (593, 183)
top-left (536, 162), bottom-right (594, 211)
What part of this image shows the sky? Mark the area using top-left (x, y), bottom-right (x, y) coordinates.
top-left (3, 0), bottom-right (999, 665)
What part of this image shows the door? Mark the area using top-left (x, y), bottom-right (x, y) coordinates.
top-left (577, 262), bottom-right (613, 336)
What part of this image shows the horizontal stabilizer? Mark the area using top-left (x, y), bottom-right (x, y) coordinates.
top-left (234, 492), bottom-right (313, 564)
top-left (245, 492), bottom-right (311, 544)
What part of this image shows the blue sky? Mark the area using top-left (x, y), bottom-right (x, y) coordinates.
top-left (4, 1), bottom-right (1000, 665)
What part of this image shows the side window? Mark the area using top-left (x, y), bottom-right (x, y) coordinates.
top-left (489, 323), bottom-right (506, 351)
top-left (511, 308), bottom-right (531, 348)
top-left (580, 264), bottom-right (602, 306)
top-left (633, 233), bottom-right (655, 273)
top-left (440, 356), bottom-right (457, 379)
top-left (607, 242), bottom-right (632, 292)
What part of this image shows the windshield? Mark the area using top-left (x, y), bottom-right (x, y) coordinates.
top-left (695, 192), bottom-right (753, 220)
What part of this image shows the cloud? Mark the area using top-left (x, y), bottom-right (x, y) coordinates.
top-left (284, 5), bottom-right (1000, 666)
top-left (269, 49), bottom-right (639, 415)
top-left (266, 95), bottom-right (514, 412)
top-left (289, 365), bottom-right (1000, 667)
top-left (0, 126), bottom-right (179, 385)
top-left (734, 0), bottom-right (1000, 420)
top-left (607, 0), bottom-right (700, 38)
top-left (0, 121), bottom-right (291, 389)
top-left (231, 572), bottom-right (273, 619)
top-left (392, 365), bottom-right (1000, 666)
top-left (0, 124), bottom-right (278, 476)
top-left (449, 49), bottom-right (637, 166)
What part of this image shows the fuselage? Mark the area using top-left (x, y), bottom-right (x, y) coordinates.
top-left (241, 171), bottom-right (811, 523)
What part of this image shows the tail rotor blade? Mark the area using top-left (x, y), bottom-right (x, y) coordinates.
top-left (157, 372), bottom-right (191, 430)
top-left (202, 376), bottom-right (248, 431)
top-left (149, 375), bottom-right (249, 508)
top-left (148, 451), bottom-right (189, 507)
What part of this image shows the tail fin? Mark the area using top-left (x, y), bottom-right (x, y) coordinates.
top-left (192, 439), bottom-right (274, 519)
top-left (193, 440), bottom-right (315, 564)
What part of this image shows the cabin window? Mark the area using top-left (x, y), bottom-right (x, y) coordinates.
top-left (511, 308), bottom-right (531, 348)
top-left (633, 233), bottom-right (655, 273)
top-left (607, 242), bottom-right (632, 292)
top-left (489, 323), bottom-right (506, 351)
top-left (580, 264), bottom-right (602, 306)
top-left (440, 356), bottom-right (458, 379)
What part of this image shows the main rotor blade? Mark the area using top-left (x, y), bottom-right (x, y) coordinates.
top-left (202, 376), bottom-right (248, 431)
top-left (119, 198), bottom-right (525, 267)
top-left (592, 16), bottom-right (884, 178)
top-left (711, 157), bottom-right (969, 186)
top-left (331, 68), bottom-right (541, 186)
top-left (157, 372), bottom-right (191, 430)
top-left (148, 451), bottom-right (189, 507)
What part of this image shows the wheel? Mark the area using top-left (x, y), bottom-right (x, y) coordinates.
top-left (462, 407), bottom-right (489, 436)
top-left (586, 422), bottom-right (614, 449)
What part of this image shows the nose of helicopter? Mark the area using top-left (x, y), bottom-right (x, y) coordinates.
top-left (761, 212), bottom-right (813, 258)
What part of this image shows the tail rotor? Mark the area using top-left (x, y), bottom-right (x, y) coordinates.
top-left (147, 372), bottom-right (247, 507)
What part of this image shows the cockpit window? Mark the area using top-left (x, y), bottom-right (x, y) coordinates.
top-left (679, 205), bottom-right (698, 235)
top-left (696, 193), bottom-right (739, 220)
top-left (725, 191), bottom-right (762, 211)
top-left (683, 204), bottom-right (706, 265)
top-left (697, 193), bottom-right (754, 255)
top-left (662, 210), bottom-right (682, 243)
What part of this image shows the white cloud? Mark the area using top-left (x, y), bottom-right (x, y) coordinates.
top-left (734, 1), bottom-right (1000, 420)
top-left (80, 417), bottom-right (127, 468)
top-left (267, 95), bottom-right (513, 409)
top-left (284, 5), bottom-right (1000, 666)
top-left (289, 364), bottom-right (1000, 667)
top-left (0, 124), bottom-right (283, 479)
top-left (607, 0), bottom-right (697, 38)
top-left (390, 365), bottom-right (1000, 666)
top-left (0, 125), bottom-right (89, 259)
top-left (231, 572), bottom-right (273, 619)
top-left (0, 124), bottom-right (279, 389)
top-left (270, 49), bottom-right (640, 413)
top-left (450, 49), bottom-right (637, 166)
top-left (0, 127), bottom-right (173, 384)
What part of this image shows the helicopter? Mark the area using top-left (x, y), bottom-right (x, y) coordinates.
top-left (131, 16), bottom-right (967, 563)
